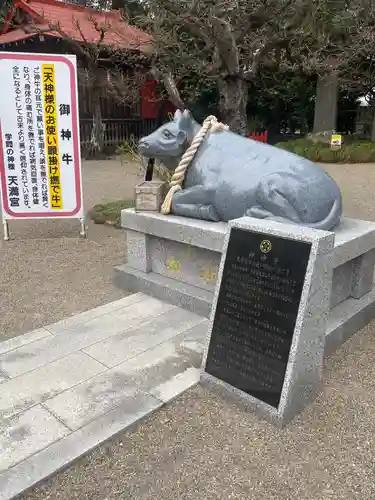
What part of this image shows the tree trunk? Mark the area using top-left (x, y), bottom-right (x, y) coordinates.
top-left (88, 95), bottom-right (105, 159)
top-left (313, 72), bottom-right (338, 134)
top-left (218, 77), bottom-right (248, 136)
top-left (371, 107), bottom-right (375, 142)
top-left (268, 97), bottom-right (282, 140)
top-left (300, 115), bottom-right (308, 135)
top-left (111, 0), bottom-right (124, 9)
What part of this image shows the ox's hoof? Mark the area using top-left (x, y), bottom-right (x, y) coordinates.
top-left (198, 205), bottom-right (220, 222)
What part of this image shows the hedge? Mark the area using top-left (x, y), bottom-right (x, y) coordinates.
top-left (88, 199), bottom-right (135, 228)
top-left (274, 138), bottom-right (375, 163)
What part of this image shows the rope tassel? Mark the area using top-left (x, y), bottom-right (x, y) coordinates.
top-left (160, 115), bottom-right (229, 215)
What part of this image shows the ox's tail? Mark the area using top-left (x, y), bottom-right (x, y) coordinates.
top-left (304, 196), bottom-right (342, 231)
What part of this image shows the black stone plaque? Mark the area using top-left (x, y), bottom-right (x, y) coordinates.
top-left (205, 228), bottom-right (312, 409)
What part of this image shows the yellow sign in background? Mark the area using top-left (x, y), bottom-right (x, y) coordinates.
top-left (330, 134), bottom-right (342, 150)
top-left (42, 64), bottom-right (62, 209)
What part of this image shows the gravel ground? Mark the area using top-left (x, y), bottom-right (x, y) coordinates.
top-left (19, 162), bottom-right (375, 500)
top-left (0, 158), bottom-right (142, 341)
top-left (21, 329), bottom-right (375, 500)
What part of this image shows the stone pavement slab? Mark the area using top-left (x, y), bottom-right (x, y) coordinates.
top-left (0, 296), bottom-right (176, 378)
top-left (45, 322), bottom-right (207, 430)
top-left (0, 393), bottom-right (163, 500)
top-left (0, 328), bottom-right (51, 356)
top-left (0, 405), bottom-right (69, 473)
top-left (0, 293), bottom-right (208, 500)
top-left (47, 293), bottom-right (144, 334)
top-left (0, 352), bottom-right (106, 421)
top-left (150, 367), bottom-right (201, 403)
top-left (45, 386), bottom-right (163, 431)
top-left (83, 307), bottom-right (206, 367)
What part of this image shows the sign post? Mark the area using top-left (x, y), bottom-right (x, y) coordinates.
top-left (0, 52), bottom-right (85, 240)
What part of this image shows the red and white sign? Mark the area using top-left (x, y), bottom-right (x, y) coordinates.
top-left (0, 52), bottom-right (83, 221)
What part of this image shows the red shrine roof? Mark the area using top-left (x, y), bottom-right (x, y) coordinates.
top-left (0, 0), bottom-right (151, 51)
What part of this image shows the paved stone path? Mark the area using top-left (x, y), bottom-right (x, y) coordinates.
top-left (0, 293), bottom-right (208, 500)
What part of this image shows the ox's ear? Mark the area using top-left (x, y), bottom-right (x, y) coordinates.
top-left (179, 109), bottom-right (193, 131)
top-left (174, 109), bottom-right (182, 121)
top-left (177, 130), bottom-right (187, 145)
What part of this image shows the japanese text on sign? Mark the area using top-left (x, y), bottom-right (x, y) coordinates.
top-left (42, 64), bottom-right (62, 209)
top-left (0, 52), bottom-right (82, 221)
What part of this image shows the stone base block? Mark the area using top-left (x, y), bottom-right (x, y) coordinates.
top-left (115, 209), bottom-right (375, 357)
top-left (325, 287), bottom-right (375, 357)
top-left (114, 264), bottom-right (212, 318)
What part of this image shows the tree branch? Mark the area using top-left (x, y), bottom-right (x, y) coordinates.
top-left (209, 15), bottom-right (239, 75)
top-left (151, 65), bottom-right (185, 109)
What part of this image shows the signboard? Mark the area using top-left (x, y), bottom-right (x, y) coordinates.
top-left (205, 227), bottom-right (311, 409)
top-left (330, 134), bottom-right (342, 150)
top-left (0, 52), bottom-right (84, 239)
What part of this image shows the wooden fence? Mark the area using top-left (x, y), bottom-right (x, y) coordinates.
top-left (248, 131), bottom-right (269, 143)
top-left (79, 119), bottom-right (272, 152)
top-left (79, 118), bottom-right (158, 152)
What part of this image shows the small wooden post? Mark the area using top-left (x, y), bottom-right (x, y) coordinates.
top-left (135, 181), bottom-right (167, 212)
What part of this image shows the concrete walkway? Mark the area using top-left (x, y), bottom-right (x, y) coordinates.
top-left (0, 293), bottom-right (208, 500)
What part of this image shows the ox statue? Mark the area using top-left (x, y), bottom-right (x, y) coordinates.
top-left (138, 109), bottom-right (342, 231)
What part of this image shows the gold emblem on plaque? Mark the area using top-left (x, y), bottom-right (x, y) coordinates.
top-left (167, 258), bottom-right (181, 273)
top-left (260, 239), bottom-right (272, 253)
top-left (200, 267), bottom-right (218, 282)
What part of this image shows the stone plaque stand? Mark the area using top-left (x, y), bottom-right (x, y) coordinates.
top-left (201, 216), bottom-right (335, 427)
top-left (135, 181), bottom-right (167, 212)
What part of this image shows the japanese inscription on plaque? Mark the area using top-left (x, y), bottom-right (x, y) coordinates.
top-left (205, 228), bottom-right (312, 408)
top-left (0, 52), bottom-right (82, 220)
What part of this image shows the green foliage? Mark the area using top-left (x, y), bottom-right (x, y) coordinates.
top-left (190, 85), bottom-right (219, 124)
top-left (246, 71), bottom-right (361, 135)
top-left (111, 0), bottom-right (147, 21)
top-left (337, 89), bottom-right (363, 134)
top-left (275, 138), bottom-right (375, 163)
top-left (247, 71), bottom-right (317, 134)
top-left (89, 200), bottom-right (135, 228)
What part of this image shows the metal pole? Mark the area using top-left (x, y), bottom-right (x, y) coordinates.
top-left (3, 220), bottom-right (9, 241)
top-left (79, 217), bottom-right (87, 238)
top-left (145, 158), bottom-right (154, 181)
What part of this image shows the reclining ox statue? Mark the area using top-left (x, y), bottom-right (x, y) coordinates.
top-left (138, 109), bottom-right (342, 231)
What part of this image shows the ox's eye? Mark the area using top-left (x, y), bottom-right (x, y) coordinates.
top-left (163, 130), bottom-right (172, 139)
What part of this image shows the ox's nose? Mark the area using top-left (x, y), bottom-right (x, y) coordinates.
top-left (138, 139), bottom-right (149, 149)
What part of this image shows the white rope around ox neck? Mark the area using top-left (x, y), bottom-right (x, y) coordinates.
top-left (160, 115), bottom-right (229, 215)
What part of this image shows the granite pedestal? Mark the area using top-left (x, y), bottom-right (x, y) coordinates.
top-left (114, 208), bottom-right (375, 357)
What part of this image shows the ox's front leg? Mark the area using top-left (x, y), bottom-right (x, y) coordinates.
top-left (171, 185), bottom-right (220, 222)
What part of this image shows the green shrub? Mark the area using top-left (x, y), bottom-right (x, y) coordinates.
top-left (274, 138), bottom-right (375, 163)
top-left (89, 199), bottom-right (135, 228)
top-left (318, 148), bottom-right (338, 163)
